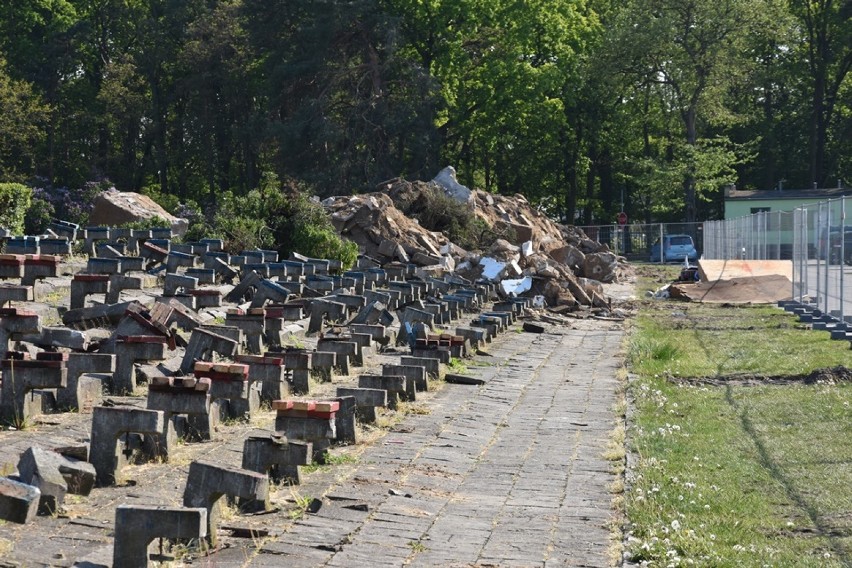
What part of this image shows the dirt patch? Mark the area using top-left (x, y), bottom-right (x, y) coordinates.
top-left (669, 366), bottom-right (852, 387)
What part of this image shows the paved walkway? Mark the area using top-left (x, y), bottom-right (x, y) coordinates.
top-left (0, 318), bottom-right (623, 567)
top-left (240, 320), bottom-right (623, 568)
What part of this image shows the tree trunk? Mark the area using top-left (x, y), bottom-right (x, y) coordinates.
top-left (683, 106), bottom-right (697, 225)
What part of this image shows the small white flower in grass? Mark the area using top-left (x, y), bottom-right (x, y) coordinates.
top-left (671, 519), bottom-right (681, 531)
top-left (824, 552), bottom-right (831, 559)
top-left (710, 534), bottom-right (716, 540)
top-left (678, 494), bottom-right (684, 501)
top-left (786, 521), bottom-right (794, 527)
top-left (704, 505), bottom-right (710, 510)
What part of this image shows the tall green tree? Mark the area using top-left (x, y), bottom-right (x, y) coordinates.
top-left (790, 0), bottom-right (852, 187)
top-left (606, 0), bottom-right (782, 222)
top-left (0, 57), bottom-right (50, 180)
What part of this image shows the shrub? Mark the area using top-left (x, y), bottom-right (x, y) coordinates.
top-left (0, 182), bottom-right (32, 234)
top-left (29, 179), bottom-right (109, 226)
top-left (185, 173), bottom-right (358, 269)
top-left (24, 196), bottom-right (54, 234)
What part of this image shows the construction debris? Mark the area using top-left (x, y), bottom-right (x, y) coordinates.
top-left (326, 171), bottom-right (629, 310)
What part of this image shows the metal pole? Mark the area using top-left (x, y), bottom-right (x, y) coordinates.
top-left (841, 197), bottom-right (846, 322)
top-left (776, 211), bottom-right (782, 260)
top-left (824, 203), bottom-right (830, 314)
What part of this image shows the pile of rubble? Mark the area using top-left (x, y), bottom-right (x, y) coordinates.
top-left (325, 167), bottom-right (627, 310)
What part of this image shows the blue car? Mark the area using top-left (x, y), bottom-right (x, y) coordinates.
top-left (650, 234), bottom-right (698, 263)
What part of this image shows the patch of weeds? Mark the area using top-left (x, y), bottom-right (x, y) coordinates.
top-left (325, 452), bottom-right (359, 466)
top-left (0, 537), bottom-right (12, 556)
top-left (218, 500), bottom-right (239, 522)
top-left (285, 333), bottom-right (304, 349)
top-left (408, 540), bottom-right (427, 553)
top-left (287, 489), bottom-right (313, 520)
top-left (303, 450), bottom-right (360, 474)
top-left (401, 402), bottom-right (431, 416)
top-left (446, 357), bottom-right (469, 375)
top-left (602, 423), bottom-right (626, 464)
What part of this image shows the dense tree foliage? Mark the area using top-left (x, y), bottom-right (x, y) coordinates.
top-left (0, 0), bottom-right (848, 224)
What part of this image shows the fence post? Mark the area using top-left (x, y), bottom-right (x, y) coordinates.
top-left (842, 197), bottom-right (846, 323)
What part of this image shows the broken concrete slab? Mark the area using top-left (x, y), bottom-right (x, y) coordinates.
top-left (113, 505), bottom-right (207, 568)
top-left (0, 477), bottom-right (40, 524)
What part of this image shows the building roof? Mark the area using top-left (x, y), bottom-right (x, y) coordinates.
top-left (727, 187), bottom-right (852, 200)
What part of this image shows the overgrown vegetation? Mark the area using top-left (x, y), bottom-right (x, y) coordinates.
top-left (0, 0), bottom-right (846, 226)
top-left (0, 182), bottom-right (31, 234)
top-left (393, 185), bottom-right (512, 250)
top-left (180, 174), bottom-right (358, 266)
top-left (626, 280), bottom-right (852, 566)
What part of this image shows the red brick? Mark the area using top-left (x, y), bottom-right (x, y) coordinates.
top-left (314, 401), bottom-right (340, 413)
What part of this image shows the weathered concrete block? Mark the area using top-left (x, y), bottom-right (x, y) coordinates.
top-left (89, 406), bottom-right (165, 486)
top-left (0, 477), bottom-right (40, 524)
top-left (0, 284), bottom-right (32, 306)
top-left (180, 328), bottom-right (239, 373)
top-left (164, 272), bottom-right (198, 296)
top-left (235, 354), bottom-right (288, 402)
top-left (307, 300), bottom-right (346, 334)
top-left (383, 363), bottom-right (427, 394)
top-left (310, 350), bottom-right (338, 383)
top-left (333, 396), bottom-right (357, 445)
top-left (69, 274), bottom-right (110, 310)
top-left (400, 356), bottom-right (440, 378)
top-left (315, 339), bottom-right (357, 374)
top-left (397, 307), bottom-right (435, 346)
top-left (242, 433), bottom-right (312, 485)
top-left (105, 273), bottom-right (148, 303)
top-left (183, 461), bottom-right (268, 544)
top-left (113, 336), bottom-right (168, 395)
top-left (411, 347), bottom-right (451, 364)
top-left (0, 357), bottom-right (67, 426)
top-left (336, 387), bottom-right (387, 423)
top-left (224, 270), bottom-right (262, 303)
top-left (166, 251), bottom-right (197, 273)
top-left (113, 505), bottom-right (207, 568)
top-left (17, 446), bottom-right (96, 514)
top-left (227, 381), bottom-right (261, 421)
top-left (225, 312), bottom-right (266, 354)
top-left (55, 353), bottom-right (114, 411)
top-left (357, 374), bottom-right (406, 410)
top-left (249, 279), bottom-right (291, 308)
top-left (0, 308), bottom-right (41, 360)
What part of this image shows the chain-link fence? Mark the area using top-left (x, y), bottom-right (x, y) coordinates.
top-left (703, 196), bottom-right (852, 321)
top-left (576, 223), bottom-right (705, 262)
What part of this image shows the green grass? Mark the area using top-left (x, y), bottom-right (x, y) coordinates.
top-left (626, 274), bottom-right (852, 566)
top-left (302, 450), bottom-right (359, 473)
top-left (447, 357), bottom-right (469, 374)
top-left (628, 302), bottom-right (852, 378)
